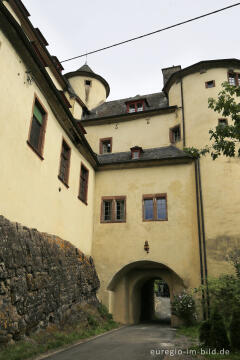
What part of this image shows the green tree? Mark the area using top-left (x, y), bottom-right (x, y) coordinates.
top-left (208, 82), bottom-right (240, 159)
top-left (184, 82), bottom-right (240, 159)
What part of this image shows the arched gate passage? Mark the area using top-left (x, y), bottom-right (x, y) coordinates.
top-left (107, 261), bottom-right (184, 325)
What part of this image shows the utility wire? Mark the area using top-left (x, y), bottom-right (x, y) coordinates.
top-left (61, 2), bottom-right (240, 63)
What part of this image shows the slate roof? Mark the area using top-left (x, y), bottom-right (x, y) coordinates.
top-left (97, 146), bottom-right (191, 165)
top-left (77, 64), bottom-right (94, 73)
top-left (83, 92), bottom-right (169, 120)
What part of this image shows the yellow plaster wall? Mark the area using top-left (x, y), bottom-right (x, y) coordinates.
top-left (0, 30), bottom-right (94, 255)
top-left (84, 112), bottom-right (183, 153)
top-left (92, 163), bottom-right (201, 314)
top-left (68, 76), bottom-right (107, 110)
top-left (169, 68), bottom-right (240, 278)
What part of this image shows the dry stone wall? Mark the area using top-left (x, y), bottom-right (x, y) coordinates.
top-left (0, 215), bottom-right (100, 343)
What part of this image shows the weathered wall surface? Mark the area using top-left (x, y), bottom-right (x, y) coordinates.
top-left (0, 216), bottom-right (100, 344)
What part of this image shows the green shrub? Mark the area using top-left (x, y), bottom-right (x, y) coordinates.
top-left (87, 314), bottom-right (99, 328)
top-left (98, 303), bottom-right (113, 321)
top-left (199, 319), bottom-right (211, 347)
top-left (209, 309), bottom-right (230, 350)
top-left (171, 290), bottom-right (196, 325)
top-left (229, 308), bottom-right (240, 350)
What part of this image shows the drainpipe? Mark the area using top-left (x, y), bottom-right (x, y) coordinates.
top-left (194, 159), bottom-right (206, 320)
top-left (197, 158), bottom-right (210, 316)
top-left (180, 79), bottom-right (186, 147)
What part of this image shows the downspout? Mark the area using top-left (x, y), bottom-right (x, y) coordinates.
top-left (194, 159), bottom-right (206, 320)
top-left (197, 158), bottom-right (210, 315)
top-left (180, 79), bottom-right (186, 147)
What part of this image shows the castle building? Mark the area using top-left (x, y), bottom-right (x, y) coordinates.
top-left (1, 0), bottom-right (240, 325)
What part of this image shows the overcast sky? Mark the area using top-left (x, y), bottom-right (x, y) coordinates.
top-left (23, 0), bottom-right (240, 101)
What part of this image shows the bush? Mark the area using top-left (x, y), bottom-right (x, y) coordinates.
top-left (209, 309), bottom-right (230, 350)
top-left (98, 303), bottom-right (113, 321)
top-left (229, 308), bottom-right (240, 350)
top-left (171, 290), bottom-right (196, 325)
top-left (199, 319), bottom-right (211, 347)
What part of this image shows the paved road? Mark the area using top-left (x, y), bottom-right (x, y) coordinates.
top-left (43, 324), bottom-right (192, 360)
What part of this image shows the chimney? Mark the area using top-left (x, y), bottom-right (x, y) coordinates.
top-left (162, 65), bottom-right (181, 85)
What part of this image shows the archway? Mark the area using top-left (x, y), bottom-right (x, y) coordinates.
top-left (140, 278), bottom-right (171, 323)
top-left (107, 260), bottom-right (184, 325)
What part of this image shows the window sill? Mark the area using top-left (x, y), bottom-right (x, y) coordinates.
top-left (58, 175), bottom-right (69, 189)
top-left (143, 218), bottom-right (168, 222)
top-left (27, 141), bottom-right (44, 160)
top-left (78, 196), bottom-right (88, 205)
top-left (100, 220), bottom-right (126, 224)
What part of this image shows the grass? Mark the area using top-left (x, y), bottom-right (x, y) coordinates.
top-left (0, 304), bottom-right (119, 360)
top-left (176, 324), bottom-right (200, 339)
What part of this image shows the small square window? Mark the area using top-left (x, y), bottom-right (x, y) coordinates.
top-left (85, 80), bottom-right (91, 86)
top-left (205, 80), bottom-right (215, 88)
top-left (143, 194), bottom-right (167, 221)
top-left (218, 119), bottom-right (228, 126)
top-left (101, 197), bottom-right (126, 223)
top-left (100, 138), bottom-right (112, 154)
top-left (169, 125), bottom-right (181, 143)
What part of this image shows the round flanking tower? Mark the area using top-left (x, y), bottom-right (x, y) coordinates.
top-left (65, 64), bottom-right (110, 110)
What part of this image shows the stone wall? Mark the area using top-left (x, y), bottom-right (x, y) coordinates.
top-left (0, 215), bottom-right (100, 343)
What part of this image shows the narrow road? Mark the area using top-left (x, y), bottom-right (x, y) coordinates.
top-left (43, 324), bottom-right (195, 360)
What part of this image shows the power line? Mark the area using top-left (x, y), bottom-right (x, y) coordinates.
top-left (61, 2), bottom-right (240, 64)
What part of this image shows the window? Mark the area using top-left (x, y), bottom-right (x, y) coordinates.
top-left (127, 100), bottom-right (145, 113)
top-left (228, 72), bottom-right (240, 86)
top-left (205, 80), bottom-right (215, 88)
top-left (218, 118), bottom-right (228, 126)
top-left (130, 146), bottom-right (143, 159)
top-left (79, 164), bottom-right (89, 204)
top-left (143, 194), bottom-right (167, 221)
top-left (101, 196), bottom-right (126, 223)
top-left (85, 80), bottom-right (91, 86)
top-left (99, 137), bottom-right (112, 154)
top-left (58, 139), bottom-right (71, 187)
top-left (27, 97), bottom-right (47, 159)
top-left (169, 125), bottom-right (181, 143)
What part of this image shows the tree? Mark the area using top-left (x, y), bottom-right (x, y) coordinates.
top-left (184, 82), bottom-right (240, 159)
top-left (208, 82), bottom-right (240, 159)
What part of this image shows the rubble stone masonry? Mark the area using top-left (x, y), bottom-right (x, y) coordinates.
top-left (0, 215), bottom-right (100, 343)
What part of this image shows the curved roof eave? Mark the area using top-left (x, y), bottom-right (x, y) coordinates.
top-left (163, 58), bottom-right (240, 94)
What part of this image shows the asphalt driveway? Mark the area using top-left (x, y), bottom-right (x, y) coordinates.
top-left (41, 323), bottom-right (195, 360)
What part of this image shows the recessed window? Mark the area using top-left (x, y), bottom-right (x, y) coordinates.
top-left (101, 197), bottom-right (126, 223)
top-left (130, 146), bottom-right (143, 159)
top-left (79, 164), bottom-right (89, 204)
top-left (85, 80), bottom-right (91, 86)
top-left (143, 194), bottom-right (167, 221)
top-left (169, 125), bottom-right (181, 143)
top-left (127, 100), bottom-right (145, 113)
top-left (218, 118), bottom-right (228, 126)
top-left (27, 97), bottom-right (47, 159)
top-left (58, 139), bottom-right (71, 187)
top-left (100, 138), bottom-right (112, 154)
top-left (205, 80), bottom-right (215, 88)
top-left (228, 72), bottom-right (240, 86)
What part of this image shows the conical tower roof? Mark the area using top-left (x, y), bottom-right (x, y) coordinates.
top-left (64, 64), bottom-right (110, 97)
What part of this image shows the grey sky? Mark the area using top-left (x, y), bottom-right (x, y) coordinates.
top-left (23, 0), bottom-right (240, 101)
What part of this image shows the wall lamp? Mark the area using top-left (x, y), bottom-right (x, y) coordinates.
top-left (144, 240), bottom-right (149, 254)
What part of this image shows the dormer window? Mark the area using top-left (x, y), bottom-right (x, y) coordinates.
top-left (127, 100), bottom-right (145, 113)
top-left (130, 146), bottom-right (143, 159)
